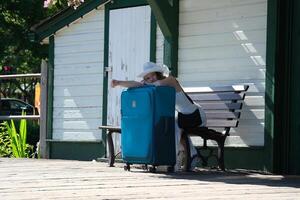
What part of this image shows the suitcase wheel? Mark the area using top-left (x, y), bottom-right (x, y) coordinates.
top-left (148, 166), bottom-right (156, 173)
top-left (124, 163), bottom-right (130, 171)
top-left (142, 164), bottom-right (148, 171)
top-left (167, 166), bottom-right (175, 173)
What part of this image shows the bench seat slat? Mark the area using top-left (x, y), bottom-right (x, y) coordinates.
top-left (206, 119), bottom-right (238, 127)
top-left (197, 102), bottom-right (243, 110)
top-left (188, 93), bottom-right (245, 101)
top-left (206, 112), bottom-right (240, 119)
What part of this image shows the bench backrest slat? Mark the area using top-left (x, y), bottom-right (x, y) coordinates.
top-left (206, 119), bottom-right (238, 127)
top-left (205, 111), bottom-right (240, 119)
top-left (199, 102), bottom-right (243, 110)
top-left (184, 84), bottom-right (249, 134)
top-left (189, 93), bottom-right (245, 101)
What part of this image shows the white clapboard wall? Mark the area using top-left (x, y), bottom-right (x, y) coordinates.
top-left (176, 0), bottom-right (267, 147)
top-left (148, 0), bottom-right (266, 147)
top-left (52, 9), bottom-right (104, 141)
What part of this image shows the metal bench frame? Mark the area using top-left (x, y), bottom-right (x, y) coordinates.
top-left (99, 84), bottom-right (249, 171)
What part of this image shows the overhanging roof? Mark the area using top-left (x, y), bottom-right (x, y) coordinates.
top-left (30, 0), bottom-right (110, 43)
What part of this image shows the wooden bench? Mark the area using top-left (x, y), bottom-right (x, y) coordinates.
top-left (99, 84), bottom-right (249, 171)
top-left (180, 85), bottom-right (249, 171)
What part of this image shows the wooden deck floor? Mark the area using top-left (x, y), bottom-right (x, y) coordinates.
top-left (0, 158), bottom-right (300, 200)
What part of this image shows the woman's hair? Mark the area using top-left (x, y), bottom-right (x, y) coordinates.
top-left (155, 72), bottom-right (165, 80)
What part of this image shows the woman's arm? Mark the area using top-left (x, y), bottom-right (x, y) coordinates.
top-left (155, 76), bottom-right (183, 92)
top-left (111, 79), bottom-right (143, 88)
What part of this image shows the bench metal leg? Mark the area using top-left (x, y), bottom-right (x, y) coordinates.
top-left (216, 135), bottom-right (227, 171)
top-left (107, 131), bottom-right (115, 167)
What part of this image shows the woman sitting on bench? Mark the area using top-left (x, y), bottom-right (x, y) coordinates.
top-left (111, 62), bottom-right (206, 171)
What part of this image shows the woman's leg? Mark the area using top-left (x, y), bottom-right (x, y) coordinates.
top-left (174, 118), bottom-right (183, 171)
top-left (187, 136), bottom-right (198, 157)
top-left (175, 120), bottom-right (199, 170)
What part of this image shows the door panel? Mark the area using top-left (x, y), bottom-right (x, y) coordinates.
top-left (107, 5), bottom-right (151, 152)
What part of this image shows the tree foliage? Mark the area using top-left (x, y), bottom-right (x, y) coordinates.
top-left (0, 0), bottom-right (69, 104)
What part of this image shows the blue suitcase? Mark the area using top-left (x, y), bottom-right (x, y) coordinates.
top-left (121, 85), bottom-right (176, 172)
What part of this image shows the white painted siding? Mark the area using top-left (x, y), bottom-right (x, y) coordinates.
top-left (178, 0), bottom-right (267, 146)
top-left (52, 9), bottom-right (104, 141)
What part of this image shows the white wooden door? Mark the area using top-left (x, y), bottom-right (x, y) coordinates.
top-left (107, 6), bottom-right (151, 152)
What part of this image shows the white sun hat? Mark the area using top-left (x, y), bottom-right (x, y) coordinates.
top-left (137, 62), bottom-right (170, 78)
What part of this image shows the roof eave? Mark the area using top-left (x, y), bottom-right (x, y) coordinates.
top-left (30, 0), bottom-right (110, 43)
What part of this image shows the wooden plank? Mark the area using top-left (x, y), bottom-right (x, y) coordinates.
top-left (55, 42), bottom-right (103, 54)
top-left (180, 0), bottom-right (266, 12)
top-left (178, 59), bottom-right (265, 72)
top-left (53, 85), bottom-right (104, 97)
top-left (199, 102), bottom-right (243, 110)
top-left (55, 52), bottom-right (104, 65)
top-left (180, 2), bottom-right (267, 24)
top-left (178, 44), bottom-right (266, 61)
top-left (54, 74), bottom-right (103, 86)
top-left (52, 118), bottom-right (102, 129)
top-left (205, 111), bottom-right (240, 119)
top-left (180, 16), bottom-right (266, 36)
top-left (52, 130), bottom-right (102, 141)
top-left (55, 32), bottom-right (104, 44)
top-left (53, 96), bottom-right (103, 108)
top-left (1, 158), bottom-right (299, 200)
top-left (179, 30), bottom-right (266, 49)
top-left (189, 93), bottom-right (245, 101)
top-left (53, 107), bottom-right (102, 119)
top-left (180, 70), bottom-right (265, 82)
top-left (206, 119), bottom-right (238, 127)
top-left (184, 85), bottom-right (249, 93)
top-left (53, 63), bottom-right (103, 76)
top-left (40, 59), bottom-right (49, 159)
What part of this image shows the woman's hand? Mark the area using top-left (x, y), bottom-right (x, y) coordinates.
top-left (111, 79), bottom-right (119, 88)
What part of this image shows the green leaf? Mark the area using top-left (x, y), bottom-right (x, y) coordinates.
top-left (6, 121), bottom-right (20, 157)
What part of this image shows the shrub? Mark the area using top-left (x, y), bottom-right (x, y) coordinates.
top-left (0, 120), bottom-right (34, 158)
top-left (0, 123), bottom-right (12, 157)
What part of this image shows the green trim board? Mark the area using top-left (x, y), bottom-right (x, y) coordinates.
top-left (265, 0), bottom-right (300, 175)
top-left (146, 0), bottom-right (177, 38)
top-left (163, 37), bottom-right (178, 76)
top-left (265, 0), bottom-right (277, 174)
top-left (49, 141), bottom-right (105, 161)
top-left (286, 0), bottom-right (300, 174)
top-left (101, 6), bottom-right (110, 157)
top-left (224, 147), bottom-right (265, 171)
top-left (275, 0), bottom-right (300, 174)
top-left (150, 12), bottom-right (157, 62)
top-left (47, 36), bottom-right (54, 144)
top-left (146, 0), bottom-right (179, 76)
top-left (273, 0), bottom-right (293, 174)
